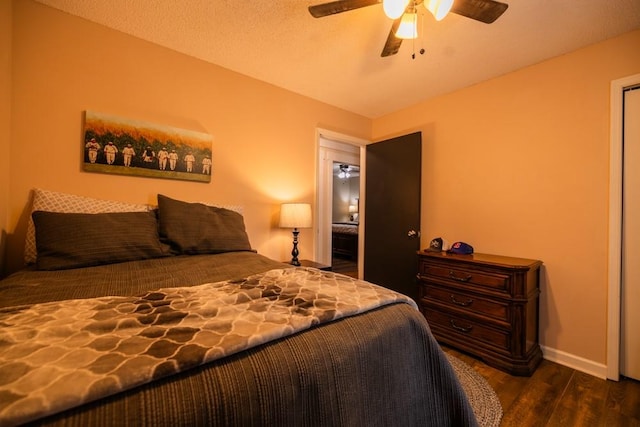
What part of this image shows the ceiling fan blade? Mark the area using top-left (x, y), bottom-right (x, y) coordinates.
top-left (381, 18), bottom-right (403, 57)
top-left (308, 0), bottom-right (380, 18)
top-left (450, 0), bottom-right (508, 24)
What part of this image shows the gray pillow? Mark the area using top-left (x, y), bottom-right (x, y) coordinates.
top-left (32, 210), bottom-right (170, 270)
top-left (157, 194), bottom-right (252, 255)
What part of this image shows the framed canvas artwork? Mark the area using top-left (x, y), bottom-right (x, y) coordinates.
top-left (83, 111), bottom-right (213, 183)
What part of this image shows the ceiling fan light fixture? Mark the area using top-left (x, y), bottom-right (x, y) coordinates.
top-left (395, 12), bottom-right (418, 39)
top-left (382, 0), bottom-right (410, 19)
top-left (424, 0), bottom-right (454, 21)
top-left (338, 164), bottom-right (351, 179)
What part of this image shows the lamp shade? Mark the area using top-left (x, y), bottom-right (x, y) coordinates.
top-left (383, 0), bottom-right (410, 19)
top-left (279, 203), bottom-right (312, 229)
top-left (424, 0), bottom-right (454, 21)
top-left (395, 12), bottom-right (418, 39)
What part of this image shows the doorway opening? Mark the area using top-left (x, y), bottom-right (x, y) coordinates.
top-left (315, 129), bottom-right (367, 278)
top-left (331, 162), bottom-right (360, 277)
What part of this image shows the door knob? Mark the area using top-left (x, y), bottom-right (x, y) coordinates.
top-left (407, 230), bottom-right (420, 238)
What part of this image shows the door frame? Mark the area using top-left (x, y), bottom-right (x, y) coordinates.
top-left (315, 128), bottom-right (368, 275)
top-left (607, 73), bottom-right (640, 381)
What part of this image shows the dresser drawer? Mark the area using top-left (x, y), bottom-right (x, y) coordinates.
top-left (421, 264), bottom-right (510, 292)
top-left (422, 286), bottom-right (509, 322)
top-left (425, 309), bottom-right (511, 352)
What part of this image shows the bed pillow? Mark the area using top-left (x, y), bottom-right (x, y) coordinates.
top-left (157, 194), bottom-right (252, 255)
top-left (24, 188), bottom-right (153, 264)
top-left (32, 210), bottom-right (170, 271)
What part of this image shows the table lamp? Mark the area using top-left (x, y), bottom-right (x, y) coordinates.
top-left (348, 204), bottom-right (358, 222)
top-left (279, 203), bottom-right (312, 266)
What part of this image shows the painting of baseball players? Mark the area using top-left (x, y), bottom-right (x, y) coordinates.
top-left (83, 111), bottom-right (213, 183)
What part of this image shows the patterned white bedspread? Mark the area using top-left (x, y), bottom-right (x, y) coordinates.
top-left (0, 267), bottom-right (416, 426)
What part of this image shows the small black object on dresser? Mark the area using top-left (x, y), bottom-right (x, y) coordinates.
top-left (416, 250), bottom-right (543, 376)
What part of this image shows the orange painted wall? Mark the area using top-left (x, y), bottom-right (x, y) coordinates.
top-left (5, 0), bottom-right (640, 368)
top-left (372, 29), bottom-right (640, 366)
top-left (0, 1), bottom-right (11, 275)
top-left (4, 1), bottom-right (370, 274)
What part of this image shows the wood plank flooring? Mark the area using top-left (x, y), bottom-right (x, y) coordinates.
top-left (442, 346), bottom-right (640, 426)
top-left (331, 257), bottom-right (358, 278)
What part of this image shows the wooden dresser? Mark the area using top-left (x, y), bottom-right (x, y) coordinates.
top-left (416, 250), bottom-right (543, 376)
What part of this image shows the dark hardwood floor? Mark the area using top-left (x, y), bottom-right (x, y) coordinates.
top-left (331, 256), bottom-right (358, 278)
top-left (442, 346), bottom-right (640, 426)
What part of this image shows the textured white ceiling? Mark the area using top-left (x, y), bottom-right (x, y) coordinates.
top-left (34, 0), bottom-right (640, 118)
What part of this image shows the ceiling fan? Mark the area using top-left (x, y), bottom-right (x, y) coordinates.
top-left (308, 0), bottom-right (508, 57)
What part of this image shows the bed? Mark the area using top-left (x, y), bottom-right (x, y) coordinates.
top-left (0, 190), bottom-right (478, 426)
top-left (331, 222), bottom-right (358, 261)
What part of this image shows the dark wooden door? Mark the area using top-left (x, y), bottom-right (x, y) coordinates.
top-left (364, 132), bottom-right (422, 300)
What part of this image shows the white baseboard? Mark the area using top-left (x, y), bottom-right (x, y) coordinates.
top-left (540, 345), bottom-right (608, 379)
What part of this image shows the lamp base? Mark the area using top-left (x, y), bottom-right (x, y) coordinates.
top-left (289, 228), bottom-right (300, 266)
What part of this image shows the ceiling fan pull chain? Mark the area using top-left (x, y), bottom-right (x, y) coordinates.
top-left (411, 9), bottom-right (426, 59)
top-left (420, 8), bottom-right (426, 55)
top-left (411, 8), bottom-right (417, 59)
top-left (412, 36), bottom-right (416, 59)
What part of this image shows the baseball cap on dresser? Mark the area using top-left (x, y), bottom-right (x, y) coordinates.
top-left (448, 242), bottom-right (474, 255)
top-left (426, 237), bottom-right (450, 252)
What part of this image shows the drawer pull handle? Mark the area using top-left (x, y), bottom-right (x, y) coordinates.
top-left (449, 271), bottom-right (472, 282)
top-left (450, 320), bottom-right (473, 333)
top-left (450, 295), bottom-right (474, 306)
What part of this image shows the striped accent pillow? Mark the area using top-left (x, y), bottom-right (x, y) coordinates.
top-left (32, 210), bottom-right (169, 270)
top-left (24, 189), bottom-right (153, 264)
top-left (157, 194), bottom-right (252, 255)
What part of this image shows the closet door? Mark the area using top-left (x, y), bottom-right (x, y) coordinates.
top-left (622, 86), bottom-right (640, 380)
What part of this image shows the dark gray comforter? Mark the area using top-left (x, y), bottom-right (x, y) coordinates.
top-left (0, 252), bottom-right (478, 426)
